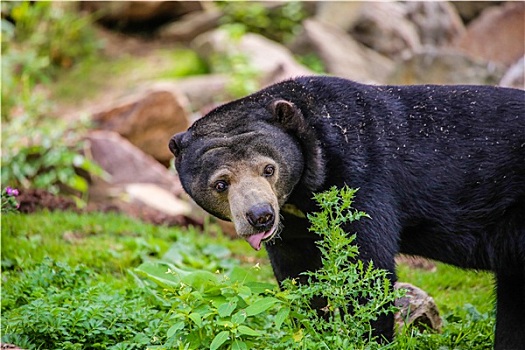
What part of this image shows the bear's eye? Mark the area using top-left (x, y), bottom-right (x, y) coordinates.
top-left (263, 165), bottom-right (275, 177)
top-left (214, 180), bottom-right (229, 193)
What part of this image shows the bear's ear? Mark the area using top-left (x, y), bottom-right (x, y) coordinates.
top-left (269, 99), bottom-right (326, 192)
top-left (269, 100), bottom-right (305, 130)
top-left (168, 132), bottom-right (185, 157)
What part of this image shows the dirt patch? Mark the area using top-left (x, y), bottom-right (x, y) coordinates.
top-left (17, 189), bottom-right (79, 214)
top-left (16, 188), bottom-right (200, 229)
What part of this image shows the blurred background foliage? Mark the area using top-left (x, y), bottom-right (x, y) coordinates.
top-left (1, 1), bottom-right (102, 202)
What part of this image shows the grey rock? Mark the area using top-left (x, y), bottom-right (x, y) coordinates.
top-left (389, 48), bottom-right (505, 86)
top-left (395, 282), bottom-right (442, 333)
top-left (192, 29), bottom-right (313, 85)
top-left (158, 9), bottom-right (222, 42)
top-left (291, 19), bottom-right (394, 84)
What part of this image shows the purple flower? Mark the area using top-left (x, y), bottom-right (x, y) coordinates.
top-left (5, 187), bottom-right (19, 197)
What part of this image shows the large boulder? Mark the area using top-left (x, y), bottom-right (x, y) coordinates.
top-left (158, 9), bottom-right (222, 42)
top-left (91, 85), bottom-right (190, 165)
top-left (85, 130), bottom-right (202, 226)
top-left (349, 2), bottom-right (464, 59)
top-left (500, 57), bottom-right (525, 90)
top-left (388, 48), bottom-right (505, 86)
top-left (451, 1), bottom-right (503, 24)
top-left (454, 2), bottom-right (525, 67)
top-left (314, 1), bottom-right (364, 32)
top-left (290, 19), bottom-right (394, 84)
top-left (169, 75), bottom-right (229, 116)
top-left (192, 29), bottom-right (313, 86)
top-left (86, 130), bottom-right (182, 193)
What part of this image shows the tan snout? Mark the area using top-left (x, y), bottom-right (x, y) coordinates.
top-left (228, 176), bottom-right (280, 238)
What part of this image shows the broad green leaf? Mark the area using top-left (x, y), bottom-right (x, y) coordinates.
top-left (210, 330), bottom-right (229, 350)
top-left (232, 340), bottom-right (248, 350)
top-left (182, 271), bottom-right (219, 292)
top-left (274, 307), bottom-right (290, 328)
top-left (134, 261), bottom-right (189, 289)
top-left (217, 320), bottom-right (234, 328)
top-left (162, 241), bottom-right (191, 266)
top-left (218, 298), bottom-right (238, 318)
top-left (228, 266), bottom-right (256, 283)
top-left (189, 312), bottom-right (202, 327)
top-left (67, 174), bottom-right (88, 193)
top-left (231, 310), bottom-right (246, 324)
top-left (245, 297), bottom-right (280, 316)
top-left (237, 285), bottom-right (252, 299)
top-left (202, 243), bottom-right (231, 259)
top-left (237, 325), bottom-right (261, 337)
top-left (167, 321), bottom-right (185, 338)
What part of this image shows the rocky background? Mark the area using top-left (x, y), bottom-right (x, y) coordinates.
top-left (18, 1), bottom-right (524, 235)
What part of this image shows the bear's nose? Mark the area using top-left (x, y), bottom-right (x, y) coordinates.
top-left (246, 203), bottom-right (275, 231)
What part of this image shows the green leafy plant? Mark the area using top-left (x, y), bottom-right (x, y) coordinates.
top-left (1, 259), bottom-right (165, 350)
top-left (135, 186), bottom-right (401, 349)
top-left (1, 1), bottom-right (103, 204)
top-left (276, 186), bottom-right (401, 349)
top-left (1, 113), bottom-right (105, 203)
top-left (296, 53), bottom-right (326, 74)
top-left (218, 1), bottom-right (307, 44)
top-left (211, 49), bottom-right (261, 99)
top-left (134, 261), bottom-right (279, 350)
top-left (2, 1), bottom-right (100, 120)
top-left (0, 201), bottom-right (495, 349)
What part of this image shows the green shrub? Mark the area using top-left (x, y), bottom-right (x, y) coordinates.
top-left (1, 1), bottom-right (103, 203)
top-left (211, 48), bottom-right (261, 99)
top-left (217, 1), bottom-right (307, 44)
top-left (1, 114), bottom-right (104, 203)
top-left (1, 259), bottom-right (164, 350)
top-left (136, 186), bottom-right (399, 349)
top-left (276, 186), bottom-right (400, 349)
top-left (2, 1), bottom-right (100, 120)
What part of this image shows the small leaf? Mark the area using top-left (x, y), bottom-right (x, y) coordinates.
top-left (237, 325), bottom-right (261, 337)
top-left (292, 328), bottom-right (304, 342)
top-left (244, 297), bottom-right (280, 316)
top-left (210, 330), bottom-right (229, 350)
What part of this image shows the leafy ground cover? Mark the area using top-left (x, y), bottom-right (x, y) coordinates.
top-left (1, 188), bottom-right (494, 349)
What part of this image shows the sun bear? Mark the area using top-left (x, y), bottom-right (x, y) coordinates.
top-left (169, 76), bottom-right (525, 349)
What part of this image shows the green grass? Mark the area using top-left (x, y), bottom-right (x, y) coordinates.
top-left (1, 210), bottom-right (495, 349)
top-left (51, 47), bottom-right (208, 105)
top-left (2, 211), bottom-right (178, 274)
top-left (398, 262), bottom-right (494, 315)
top-left (1, 211), bottom-right (270, 278)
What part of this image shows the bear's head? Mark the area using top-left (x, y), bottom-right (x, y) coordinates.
top-left (169, 98), bottom-right (325, 250)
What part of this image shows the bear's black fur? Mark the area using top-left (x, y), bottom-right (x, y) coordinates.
top-left (170, 76), bottom-right (525, 349)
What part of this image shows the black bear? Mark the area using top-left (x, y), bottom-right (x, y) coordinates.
top-left (169, 76), bottom-right (525, 349)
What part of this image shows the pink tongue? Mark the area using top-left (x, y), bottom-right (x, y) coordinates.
top-left (245, 232), bottom-right (268, 251)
